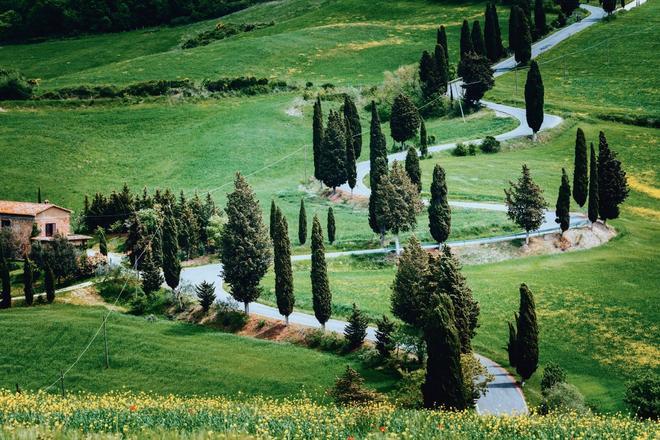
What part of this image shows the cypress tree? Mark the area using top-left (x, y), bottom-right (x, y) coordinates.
top-left (327, 207), bottom-right (336, 244)
top-left (141, 249), bottom-right (164, 295)
top-left (507, 319), bottom-right (518, 367)
top-left (534, 0), bottom-right (547, 38)
top-left (588, 143), bottom-right (600, 224)
top-left (560, 0), bottom-right (579, 15)
top-left (387, 162), bottom-right (423, 253)
top-left (298, 199), bottom-right (307, 245)
top-left (344, 303), bottom-right (368, 350)
top-left (555, 168), bottom-right (571, 234)
top-left (221, 173), bottom-right (272, 313)
top-left (37, 187), bottom-right (41, 204)
top-left (471, 20), bottom-right (486, 56)
top-left (45, 263), bottom-right (55, 303)
top-left (460, 19), bottom-right (473, 59)
top-left (517, 0), bottom-right (532, 22)
top-left (428, 164), bottom-right (451, 244)
top-left (320, 110), bottom-right (348, 191)
top-left (0, 251), bottom-right (10, 309)
top-left (437, 25), bottom-right (449, 61)
top-left (419, 119), bottom-right (428, 158)
top-left (491, 3), bottom-right (505, 58)
top-left (274, 211), bottom-right (295, 325)
top-left (504, 164), bottom-right (548, 244)
top-left (312, 96), bottom-right (324, 181)
top-left (516, 283), bottom-right (539, 382)
top-left (484, 3), bottom-right (499, 62)
top-left (391, 236), bottom-right (433, 328)
top-left (375, 315), bottom-right (396, 358)
top-left (524, 60), bottom-right (544, 140)
top-left (515, 10), bottom-right (533, 65)
top-left (345, 120), bottom-right (357, 193)
top-left (572, 128), bottom-right (588, 207)
top-left (97, 226), bottom-right (108, 256)
top-left (509, 5), bottom-right (520, 53)
top-left (269, 200), bottom-right (277, 239)
top-left (162, 204), bottom-right (181, 291)
top-left (311, 215), bottom-right (331, 328)
top-left (598, 131), bottom-right (629, 222)
top-left (390, 94), bottom-right (420, 147)
top-left (368, 101), bottom-right (389, 235)
top-left (342, 95), bottom-right (362, 158)
top-left (457, 51), bottom-right (495, 104)
top-left (195, 280), bottom-right (216, 313)
top-left (23, 257), bottom-right (34, 306)
top-left (434, 44), bottom-right (449, 95)
top-left (419, 50), bottom-right (441, 99)
top-left (603, 0), bottom-right (616, 14)
top-left (405, 146), bottom-right (422, 192)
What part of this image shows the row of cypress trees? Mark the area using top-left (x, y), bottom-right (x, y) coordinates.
top-left (273, 200), bottom-right (336, 246)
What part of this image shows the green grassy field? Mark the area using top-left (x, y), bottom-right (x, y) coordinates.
top-left (0, 304), bottom-right (395, 398)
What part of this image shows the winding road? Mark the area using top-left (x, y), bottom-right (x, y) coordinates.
top-left (179, 2), bottom-right (644, 416)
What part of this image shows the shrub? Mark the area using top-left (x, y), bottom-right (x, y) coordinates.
top-left (214, 299), bottom-right (248, 332)
top-left (328, 366), bottom-right (381, 405)
top-left (462, 354), bottom-right (494, 403)
top-left (452, 142), bottom-right (468, 156)
top-left (552, 12), bottom-right (567, 28)
top-left (624, 373), bottom-right (659, 420)
top-left (541, 362), bottom-right (567, 395)
top-left (540, 383), bottom-right (588, 414)
top-left (0, 69), bottom-right (33, 100)
top-left (182, 21), bottom-right (274, 49)
top-left (128, 292), bottom-right (149, 315)
top-left (479, 136), bottom-right (501, 153)
top-left (304, 329), bottom-right (346, 353)
top-left (391, 369), bottom-right (425, 408)
top-left (344, 303), bottom-right (368, 351)
top-left (468, 143), bottom-right (477, 156)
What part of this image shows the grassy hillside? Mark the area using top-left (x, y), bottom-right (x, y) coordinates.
top-left (0, 304), bottom-right (395, 398)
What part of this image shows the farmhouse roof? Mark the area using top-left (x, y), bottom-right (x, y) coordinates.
top-left (0, 200), bottom-right (72, 217)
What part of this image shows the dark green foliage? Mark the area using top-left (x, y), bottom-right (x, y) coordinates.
top-left (195, 281), bottom-right (216, 313)
top-left (534, 0), bottom-right (547, 38)
top-left (505, 164), bottom-right (547, 242)
top-left (555, 168), bottom-right (571, 233)
top-left (342, 95), bottom-right (362, 158)
top-left (457, 52), bottom-right (494, 104)
top-left (541, 362), bottom-right (567, 394)
top-left (525, 61), bottom-right (544, 135)
top-left (573, 128), bottom-right (589, 207)
top-left (221, 173), bottom-right (272, 312)
top-left (37, 187), bottom-right (41, 204)
top-left (345, 121), bottom-right (357, 192)
top-left (23, 257), bottom-right (34, 306)
top-left (182, 21), bottom-right (274, 49)
top-left (560, 0), bottom-right (580, 16)
top-left (141, 249), bottom-right (164, 295)
top-left (214, 300), bottom-right (249, 332)
top-left (624, 373), bottom-right (659, 420)
top-left (0, 68), bottom-right (32, 100)
top-left (312, 96), bottom-right (324, 181)
top-left (329, 366), bottom-right (380, 405)
top-left (390, 94), bottom-right (420, 145)
top-left (391, 236), bottom-right (434, 328)
top-left (484, 3), bottom-right (503, 62)
top-left (320, 110), bottom-right (348, 190)
top-left (419, 119), bottom-right (428, 157)
top-left (368, 102), bottom-right (389, 235)
top-left (515, 10), bottom-right (533, 64)
top-left (507, 320), bottom-right (518, 367)
top-left (597, 131), bottom-right (629, 222)
top-left (428, 164), bottom-right (451, 244)
top-left (452, 143), bottom-right (469, 157)
top-left (516, 0), bottom-right (532, 21)
top-left (44, 263), bottom-right (55, 304)
top-left (379, 162), bottom-right (422, 239)
top-left (177, 192), bottom-right (200, 260)
top-left (273, 211), bottom-right (294, 323)
top-left (471, 21), bottom-right (486, 56)
top-left (96, 227), bottom-right (108, 256)
top-left (405, 147), bottom-right (422, 192)
top-left (375, 315), bottom-right (396, 358)
top-left (0, 251), bottom-right (10, 309)
top-left (344, 303), bottom-right (368, 350)
top-left (433, 44), bottom-right (449, 95)
top-left (298, 199), bottom-right (307, 245)
top-left (310, 215), bottom-right (331, 327)
top-left (459, 19), bottom-right (474, 59)
top-left (269, 200), bottom-right (276, 240)
top-left (479, 136), bottom-right (501, 153)
top-left (436, 25), bottom-right (449, 61)
top-left (588, 143), bottom-right (600, 223)
top-left (516, 283), bottom-right (539, 381)
top-left (492, 3), bottom-right (505, 58)
top-left (161, 205), bottom-right (181, 290)
top-left (327, 208), bottom-right (336, 244)
top-left (422, 294), bottom-right (470, 410)
top-left (419, 50), bottom-right (440, 99)
top-left (509, 5), bottom-right (521, 52)
top-left (34, 235), bottom-right (77, 283)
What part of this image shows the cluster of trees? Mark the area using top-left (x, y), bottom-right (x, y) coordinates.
top-left (0, 0), bottom-right (269, 41)
top-left (418, 26), bottom-right (449, 101)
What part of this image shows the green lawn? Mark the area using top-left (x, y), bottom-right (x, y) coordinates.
top-left (0, 304), bottom-right (395, 398)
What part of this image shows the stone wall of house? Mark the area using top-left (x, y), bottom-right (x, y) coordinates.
top-left (35, 207), bottom-right (71, 237)
top-left (0, 215), bottom-right (34, 256)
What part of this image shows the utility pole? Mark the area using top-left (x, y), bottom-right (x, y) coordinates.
top-left (103, 317), bottom-right (109, 369)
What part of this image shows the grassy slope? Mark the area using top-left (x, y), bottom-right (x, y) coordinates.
top-left (0, 304), bottom-right (395, 398)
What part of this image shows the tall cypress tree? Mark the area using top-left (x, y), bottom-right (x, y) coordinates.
top-left (572, 128), bottom-right (588, 207)
top-left (221, 173), bottom-right (272, 313)
top-left (419, 50), bottom-right (442, 99)
top-left (419, 119), bottom-right (428, 158)
top-left (515, 283), bottom-right (539, 382)
top-left (405, 146), bottom-right (421, 192)
top-left (428, 164), bottom-right (451, 244)
top-left (524, 60), bottom-right (544, 141)
top-left (0, 250), bottom-right (10, 309)
top-left (269, 200), bottom-right (277, 239)
top-left (391, 236), bottom-right (433, 328)
top-left (588, 143), bottom-right (600, 224)
top-left (484, 3), bottom-right (499, 62)
top-left (312, 96), bottom-right (324, 181)
top-left (345, 120), bottom-right (357, 193)
top-left (555, 168), bottom-right (571, 234)
top-left (390, 94), bottom-right (420, 147)
top-left (327, 207), bottom-right (336, 244)
top-left (491, 3), bottom-right (504, 58)
top-left (368, 102), bottom-right (389, 234)
top-left (437, 25), bottom-right (449, 62)
top-left (162, 204), bottom-right (181, 291)
top-left (507, 319), bottom-right (518, 367)
top-left (298, 199), bottom-right (307, 245)
top-left (273, 210), bottom-right (295, 325)
top-left (45, 263), bottom-right (55, 303)
top-left (598, 131), bottom-right (629, 222)
top-left (342, 95), bottom-right (362, 158)
top-left (509, 5), bottom-right (520, 53)
top-left (471, 20), bottom-right (486, 56)
top-left (23, 257), bottom-right (34, 306)
top-left (320, 110), bottom-right (348, 191)
top-left (504, 164), bottom-right (548, 244)
top-left (434, 44), bottom-right (449, 95)
top-left (96, 227), bottom-right (108, 256)
top-left (515, 10), bottom-right (533, 64)
top-left (460, 19), bottom-right (473, 59)
top-left (534, 0), bottom-right (547, 38)
top-left (310, 215), bottom-right (331, 328)
top-left (386, 162), bottom-right (423, 253)
top-left (344, 303), bottom-right (368, 350)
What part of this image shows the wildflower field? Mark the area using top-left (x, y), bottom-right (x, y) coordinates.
top-left (0, 391), bottom-right (657, 440)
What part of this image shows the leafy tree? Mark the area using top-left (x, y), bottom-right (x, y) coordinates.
top-left (0, 251), bottom-right (10, 309)
top-left (345, 120), bottom-right (357, 193)
top-left (161, 205), bottom-right (181, 291)
top-left (515, 283), bottom-right (539, 382)
top-left (459, 19), bottom-right (473, 59)
top-left (405, 146), bottom-right (422, 192)
top-left (381, 162), bottom-right (422, 253)
top-left (23, 257), bottom-right (34, 306)
top-left (419, 119), bottom-right (428, 157)
top-left (372, 169), bottom-right (394, 246)
top-left (310, 215), bottom-right (331, 328)
top-left (624, 373), bottom-right (659, 420)
top-left (390, 94), bottom-right (420, 147)
top-left (457, 52), bottom-right (494, 105)
top-left (428, 164), bottom-right (451, 244)
top-left (555, 168), bottom-right (571, 234)
top-left (221, 173), bottom-right (272, 313)
top-left (471, 20), bottom-right (486, 56)
top-left (312, 96), bottom-right (324, 181)
top-left (45, 263), bottom-right (55, 303)
top-left (368, 101), bottom-right (389, 235)
top-left (525, 61), bottom-right (544, 140)
top-left (298, 199), bottom-right (307, 245)
top-left (141, 249), bottom-right (163, 295)
top-left (507, 319), bottom-right (518, 367)
top-left (320, 110), bottom-right (348, 191)
top-left (327, 207), bottom-right (336, 244)
top-left (597, 131), bottom-right (629, 222)
top-left (515, 10), bottom-right (533, 64)
top-left (436, 25), bottom-right (449, 61)
top-left (391, 236), bottom-right (433, 328)
top-left (541, 362), bottom-right (567, 394)
top-left (195, 281), bottom-right (216, 313)
top-left (375, 315), bottom-right (396, 358)
top-left (572, 128), bottom-right (589, 207)
top-left (505, 164), bottom-right (548, 244)
top-left (534, 0), bottom-right (547, 38)
top-left (344, 303), bottom-right (368, 350)
top-left (342, 95), bottom-right (362, 158)
top-left (273, 210), bottom-right (294, 325)
top-left (40, 234), bottom-right (77, 283)
top-left (588, 143), bottom-right (600, 224)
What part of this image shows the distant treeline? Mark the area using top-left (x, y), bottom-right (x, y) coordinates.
top-left (0, 0), bottom-right (270, 42)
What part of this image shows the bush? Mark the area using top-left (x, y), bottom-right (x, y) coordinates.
top-left (452, 142), bottom-right (468, 156)
top-left (128, 292), bottom-right (149, 315)
top-left (214, 299), bottom-right (248, 332)
top-left (541, 362), bottom-right (567, 395)
top-left (304, 329), bottom-right (346, 353)
top-left (479, 136), bottom-right (501, 153)
top-left (391, 369), bottom-right (425, 408)
top-left (468, 143), bottom-right (477, 156)
top-left (328, 366), bottom-right (381, 405)
top-left (182, 21), bottom-right (274, 49)
top-left (624, 373), bottom-right (659, 420)
top-left (0, 69), bottom-right (33, 100)
top-left (540, 383), bottom-right (589, 414)
top-left (462, 354), bottom-right (494, 403)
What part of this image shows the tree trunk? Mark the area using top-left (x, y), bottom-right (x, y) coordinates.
top-left (285, 315), bottom-right (289, 326)
top-left (395, 235), bottom-right (401, 255)
top-left (525, 230), bottom-right (530, 245)
top-left (379, 231), bottom-right (386, 248)
top-left (321, 322), bottom-right (325, 331)
top-left (532, 131), bottom-right (537, 142)
top-left (244, 302), bottom-right (249, 314)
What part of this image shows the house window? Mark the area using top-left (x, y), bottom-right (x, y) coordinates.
top-left (1, 219), bottom-right (10, 228)
top-left (45, 223), bottom-right (56, 237)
